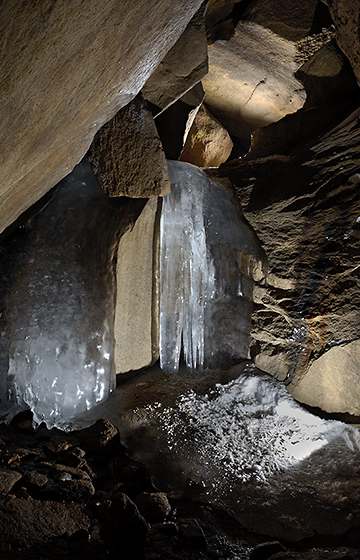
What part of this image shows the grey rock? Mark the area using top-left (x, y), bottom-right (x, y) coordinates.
top-left (0, 0), bottom-right (204, 235)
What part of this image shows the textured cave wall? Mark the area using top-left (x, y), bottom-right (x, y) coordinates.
top-left (205, 0), bottom-right (360, 415)
top-left (0, 0), bottom-right (204, 236)
top-left (1, 0), bottom-right (360, 417)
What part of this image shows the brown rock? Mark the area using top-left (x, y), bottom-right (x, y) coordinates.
top-left (0, 468), bottom-right (22, 495)
top-left (178, 518), bottom-right (207, 547)
top-left (23, 471), bottom-right (48, 489)
top-left (115, 197), bottom-right (161, 374)
top-left (212, 104), bottom-right (360, 415)
top-left (88, 94), bottom-right (170, 198)
top-left (142, 1), bottom-right (208, 113)
top-left (0, 497), bottom-right (89, 550)
top-left (327, 0), bottom-right (360, 86)
top-left (243, 0), bottom-right (319, 40)
top-left (135, 492), bottom-right (171, 523)
top-left (296, 41), bottom-right (358, 108)
top-left (71, 419), bottom-right (120, 455)
top-left (289, 341), bottom-right (360, 415)
top-left (46, 479), bottom-right (96, 503)
top-left (203, 21), bottom-right (306, 144)
top-left (0, 0), bottom-right (204, 235)
top-left (180, 104), bottom-right (233, 167)
top-left (154, 82), bottom-right (205, 160)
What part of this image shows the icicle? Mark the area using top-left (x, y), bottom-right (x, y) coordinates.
top-left (160, 161), bottom-right (267, 375)
top-left (159, 163), bottom-right (216, 373)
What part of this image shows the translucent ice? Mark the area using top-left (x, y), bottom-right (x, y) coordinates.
top-left (160, 161), bottom-right (267, 374)
top-left (0, 159), bottom-right (134, 429)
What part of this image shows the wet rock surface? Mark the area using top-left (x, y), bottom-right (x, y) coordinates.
top-left (0, 412), bottom-right (359, 560)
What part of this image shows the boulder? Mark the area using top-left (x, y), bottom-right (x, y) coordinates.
top-left (142, 1), bottom-right (208, 114)
top-left (327, 0), bottom-right (360, 86)
top-left (114, 197), bottom-right (161, 374)
top-left (211, 103), bottom-right (360, 415)
top-left (0, 497), bottom-right (89, 550)
top-left (0, 468), bottom-right (22, 495)
top-left (202, 21), bottom-right (306, 145)
top-left (154, 82), bottom-right (205, 160)
top-left (242, 0), bottom-right (319, 41)
top-left (0, 0), bottom-right (204, 235)
top-left (88, 94), bottom-right (170, 198)
top-left (290, 340), bottom-right (360, 415)
top-left (180, 104), bottom-right (233, 167)
top-left (296, 41), bottom-right (358, 108)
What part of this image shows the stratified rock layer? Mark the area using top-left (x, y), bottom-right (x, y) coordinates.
top-left (210, 104), bottom-right (360, 415)
top-left (0, 0), bottom-right (203, 235)
top-left (114, 198), bottom-right (161, 374)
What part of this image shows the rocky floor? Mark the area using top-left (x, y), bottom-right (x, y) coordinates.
top-left (0, 411), bottom-right (359, 559)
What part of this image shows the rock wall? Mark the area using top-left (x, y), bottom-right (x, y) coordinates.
top-left (0, 0), bottom-right (204, 235)
top-left (211, 105), bottom-right (360, 415)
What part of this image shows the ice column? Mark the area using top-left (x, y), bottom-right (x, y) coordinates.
top-left (0, 159), bottom-right (132, 429)
top-left (160, 161), bottom-right (267, 374)
top-left (160, 163), bottom-right (216, 373)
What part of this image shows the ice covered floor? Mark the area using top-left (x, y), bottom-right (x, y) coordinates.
top-left (84, 362), bottom-right (360, 541)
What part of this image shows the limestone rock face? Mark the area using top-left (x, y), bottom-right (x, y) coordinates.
top-left (211, 105), bottom-right (360, 415)
top-left (202, 22), bottom-right (306, 144)
top-left (114, 198), bottom-right (161, 374)
top-left (180, 104), bottom-right (233, 167)
top-left (243, 0), bottom-right (319, 40)
top-left (296, 41), bottom-right (358, 108)
top-left (88, 95), bottom-right (170, 198)
top-left (327, 0), bottom-right (360, 85)
top-left (0, 0), bottom-right (204, 235)
top-left (142, 1), bottom-right (208, 114)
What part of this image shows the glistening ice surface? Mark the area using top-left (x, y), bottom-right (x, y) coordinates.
top-left (160, 161), bottom-right (267, 374)
top-left (105, 363), bottom-right (360, 539)
top-left (0, 160), bottom-right (127, 429)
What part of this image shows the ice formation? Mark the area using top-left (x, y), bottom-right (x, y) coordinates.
top-left (0, 159), bottom-right (127, 429)
top-left (160, 161), bottom-right (267, 374)
top-left (127, 363), bottom-right (360, 489)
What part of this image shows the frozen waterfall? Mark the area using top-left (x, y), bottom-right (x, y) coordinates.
top-left (159, 161), bottom-right (267, 374)
top-left (0, 158), bottom-right (266, 428)
top-left (0, 159), bottom-right (141, 429)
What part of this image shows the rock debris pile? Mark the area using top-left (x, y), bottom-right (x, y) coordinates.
top-left (0, 412), bottom-right (359, 560)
